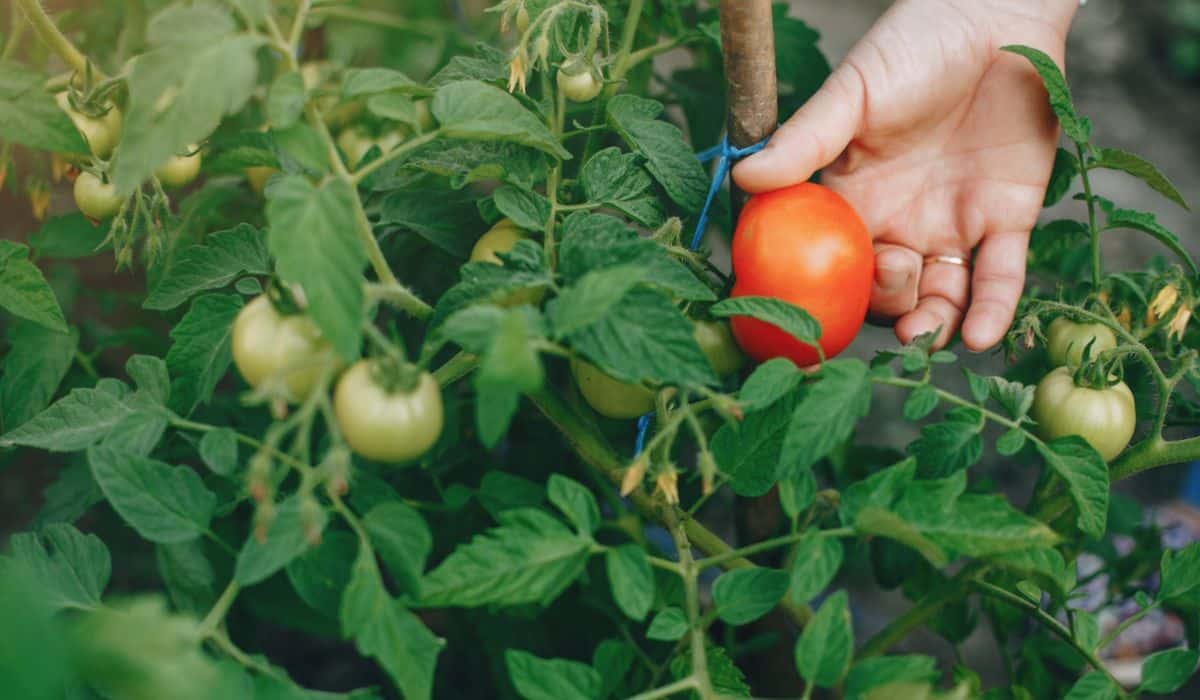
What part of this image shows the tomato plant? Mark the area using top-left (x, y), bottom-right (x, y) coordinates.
top-left (729, 182), bottom-right (874, 367)
top-left (1, 2), bottom-right (1199, 700)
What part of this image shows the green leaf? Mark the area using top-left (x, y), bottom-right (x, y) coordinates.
top-left (165, 293), bottom-right (243, 414)
top-left (429, 243), bottom-right (551, 329)
top-left (364, 502), bottom-right (432, 599)
top-left (903, 383), bottom-right (939, 420)
top-left (273, 123), bottom-right (330, 175)
top-left (794, 590), bottom-right (854, 688)
top-left (988, 376), bottom-right (1036, 420)
top-left (712, 568), bottom-right (790, 625)
top-left (711, 393), bottom-right (801, 497)
top-left (1104, 208), bottom-right (1198, 276)
top-left (580, 148), bottom-right (664, 227)
top-left (472, 308), bottom-right (545, 447)
top-left (844, 656), bottom-right (940, 700)
top-left (779, 468), bottom-right (817, 519)
top-left (1090, 147), bottom-right (1189, 210)
top-left (29, 213), bottom-right (110, 259)
top-left (341, 550), bottom-right (442, 700)
top-left (494, 185), bottom-right (552, 233)
top-left (7, 524), bottom-right (110, 612)
top-left (0, 386), bottom-right (135, 451)
top-left (197, 428), bottom-right (238, 476)
top-left (567, 287), bottom-right (717, 388)
top-left (0, 321), bottom-right (77, 431)
top-left (420, 508), bottom-right (591, 607)
top-left (157, 541), bottom-right (217, 616)
top-left (1139, 648), bottom-right (1200, 694)
top-left (1063, 672), bottom-right (1118, 700)
top-left (112, 5), bottom-right (264, 193)
top-left (790, 533), bottom-right (843, 604)
top-left (1160, 542), bottom-right (1200, 601)
top-left (607, 95), bottom-right (708, 212)
top-left (144, 225), bottom-right (270, 310)
top-left (235, 497), bottom-right (327, 586)
top-left (547, 475), bottom-right (600, 537)
top-left (265, 176), bottom-right (365, 360)
top-left (87, 447), bottom-right (217, 544)
top-left (33, 460), bottom-right (103, 528)
top-left (840, 459), bottom-right (916, 526)
top-left (267, 72), bottom-right (305, 128)
top-left (126, 354), bottom-right (170, 405)
top-left (556, 212), bottom-right (714, 301)
top-left (1044, 147), bottom-right (1079, 207)
top-left (1072, 610), bottom-right (1099, 653)
top-left (547, 266), bottom-right (647, 337)
top-left (0, 61), bottom-right (87, 153)
top-left (738, 357), bottom-right (803, 413)
top-left (854, 507), bottom-right (947, 568)
top-left (907, 408), bottom-right (983, 478)
top-left (342, 67), bottom-right (424, 98)
top-left (432, 81), bottom-right (569, 160)
top-left (988, 548), bottom-right (1075, 601)
top-left (1000, 45), bottom-right (1088, 144)
top-left (592, 639), bottom-right (635, 700)
top-left (780, 359), bottom-right (872, 472)
top-left (711, 296), bottom-right (821, 351)
top-left (1036, 437), bottom-right (1109, 539)
top-left (605, 545), bottom-right (654, 622)
top-left (428, 43), bottom-right (509, 86)
top-left (669, 644), bottom-right (751, 697)
top-left (0, 241), bottom-right (68, 333)
top-left (476, 471), bottom-right (544, 519)
top-left (376, 188), bottom-right (483, 258)
top-left (286, 530), bottom-right (356, 617)
top-left (646, 607), bottom-right (688, 641)
top-left (393, 139), bottom-right (547, 191)
top-left (505, 650), bottom-right (601, 700)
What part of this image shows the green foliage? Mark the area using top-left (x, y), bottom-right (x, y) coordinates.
top-left (0, 2), bottom-right (1197, 699)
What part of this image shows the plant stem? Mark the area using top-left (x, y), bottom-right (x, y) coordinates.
top-left (693, 527), bottom-right (852, 571)
top-left (1077, 142), bottom-right (1101, 288)
top-left (433, 351), bottom-right (478, 386)
top-left (971, 579), bottom-right (1123, 690)
top-left (199, 580), bottom-right (241, 636)
top-left (625, 676), bottom-right (698, 700)
top-left (1097, 602), bottom-right (1159, 651)
top-left (670, 515), bottom-right (715, 699)
top-left (2, 0), bottom-right (27, 61)
top-left (287, 0), bottom-right (311, 50)
top-left (580, 0), bottom-right (646, 165)
top-left (14, 0), bottom-right (98, 79)
top-left (350, 129), bottom-right (440, 184)
top-left (529, 386), bottom-right (813, 627)
top-left (858, 563), bottom-right (985, 658)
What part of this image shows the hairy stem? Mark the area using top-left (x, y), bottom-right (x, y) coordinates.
top-left (14, 0), bottom-right (97, 78)
top-left (670, 515), bottom-right (714, 699)
top-left (1077, 142), bottom-right (1101, 288)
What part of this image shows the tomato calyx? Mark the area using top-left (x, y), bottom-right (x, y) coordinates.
top-left (1070, 354), bottom-right (1125, 391)
top-left (367, 355), bottom-right (425, 395)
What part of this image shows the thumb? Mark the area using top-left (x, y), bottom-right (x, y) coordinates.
top-left (732, 64), bottom-right (865, 193)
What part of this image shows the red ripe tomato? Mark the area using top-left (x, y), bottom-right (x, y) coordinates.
top-left (729, 182), bottom-right (874, 367)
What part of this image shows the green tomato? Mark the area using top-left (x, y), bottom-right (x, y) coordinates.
top-left (231, 295), bottom-right (332, 402)
top-left (1046, 317), bottom-right (1117, 367)
top-left (1031, 366), bottom-right (1136, 461)
top-left (245, 166), bottom-right (277, 196)
top-left (73, 171), bottom-right (123, 220)
top-left (694, 320), bottom-right (745, 378)
top-left (571, 358), bottom-right (655, 420)
top-left (470, 220), bottom-right (544, 306)
top-left (556, 59), bottom-right (603, 102)
top-left (155, 146), bottom-right (202, 189)
top-left (334, 359), bottom-right (444, 463)
top-left (56, 92), bottom-right (122, 159)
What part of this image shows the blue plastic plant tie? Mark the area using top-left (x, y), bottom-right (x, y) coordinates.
top-left (632, 133), bottom-right (772, 456)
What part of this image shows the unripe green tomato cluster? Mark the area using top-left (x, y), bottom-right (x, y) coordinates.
top-left (73, 171), bottom-right (123, 220)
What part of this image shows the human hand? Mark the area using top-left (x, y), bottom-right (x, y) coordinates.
top-left (733, 0), bottom-right (1079, 351)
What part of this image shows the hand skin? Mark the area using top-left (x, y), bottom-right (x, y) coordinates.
top-left (733, 0), bottom-right (1079, 351)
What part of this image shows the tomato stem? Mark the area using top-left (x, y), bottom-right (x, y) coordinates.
top-left (1077, 142), bottom-right (1102, 288)
top-left (14, 0), bottom-right (99, 80)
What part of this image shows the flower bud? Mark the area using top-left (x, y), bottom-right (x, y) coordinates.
top-left (1169, 306), bottom-right (1192, 342)
top-left (654, 471), bottom-right (679, 506)
top-left (300, 495), bottom-right (325, 546)
top-left (1150, 284), bottom-right (1180, 321)
top-left (620, 455), bottom-right (648, 496)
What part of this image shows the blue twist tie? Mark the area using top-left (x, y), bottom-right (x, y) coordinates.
top-left (632, 133), bottom-right (772, 456)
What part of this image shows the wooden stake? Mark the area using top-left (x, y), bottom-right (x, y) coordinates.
top-left (719, 1), bottom-right (778, 151)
